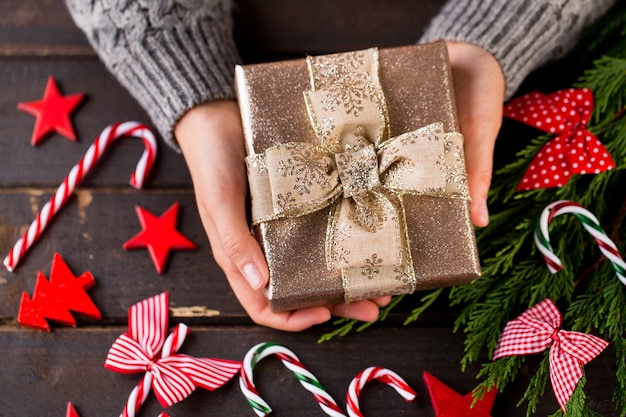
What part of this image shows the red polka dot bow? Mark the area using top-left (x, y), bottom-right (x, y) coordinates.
top-left (503, 88), bottom-right (615, 191)
top-left (493, 298), bottom-right (608, 411)
top-left (105, 292), bottom-right (241, 414)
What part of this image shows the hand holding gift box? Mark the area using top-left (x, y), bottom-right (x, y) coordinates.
top-left (237, 42), bottom-right (480, 312)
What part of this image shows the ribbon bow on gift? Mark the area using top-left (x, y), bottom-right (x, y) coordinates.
top-left (105, 292), bottom-right (241, 411)
top-left (503, 88), bottom-right (614, 191)
top-left (246, 48), bottom-right (469, 302)
top-left (493, 298), bottom-right (608, 410)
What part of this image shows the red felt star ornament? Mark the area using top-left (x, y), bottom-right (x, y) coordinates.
top-left (423, 371), bottom-right (497, 417)
top-left (18, 75), bottom-right (86, 145)
top-left (123, 202), bottom-right (197, 274)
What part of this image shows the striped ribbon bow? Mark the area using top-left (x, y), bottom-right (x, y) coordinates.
top-left (493, 298), bottom-right (608, 410)
top-left (105, 292), bottom-right (241, 410)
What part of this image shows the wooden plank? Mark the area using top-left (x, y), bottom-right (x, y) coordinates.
top-left (0, 0), bottom-right (92, 56)
top-left (0, 59), bottom-right (191, 187)
top-left (233, 0), bottom-right (447, 61)
top-left (0, 189), bottom-right (462, 325)
top-left (0, 190), bottom-right (247, 321)
top-left (0, 0), bottom-right (445, 58)
top-left (0, 325), bottom-right (614, 416)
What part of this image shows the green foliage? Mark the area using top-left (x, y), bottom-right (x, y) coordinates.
top-left (515, 354), bottom-right (551, 416)
top-left (322, 3), bottom-right (626, 415)
top-left (318, 293), bottom-right (409, 342)
top-left (402, 288), bottom-right (443, 325)
top-left (457, 9), bottom-right (626, 410)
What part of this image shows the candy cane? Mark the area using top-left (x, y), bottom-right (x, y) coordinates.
top-left (120, 373), bottom-right (153, 417)
top-left (239, 342), bottom-right (346, 417)
top-left (535, 200), bottom-right (626, 286)
top-left (346, 366), bottom-right (416, 417)
top-left (4, 121), bottom-right (157, 271)
top-left (118, 323), bottom-right (187, 417)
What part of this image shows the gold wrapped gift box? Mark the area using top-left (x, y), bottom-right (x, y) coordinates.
top-left (236, 41), bottom-right (480, 312)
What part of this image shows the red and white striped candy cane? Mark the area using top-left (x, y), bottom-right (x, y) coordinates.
top-left (346, 366), bottom-right (416, 417)
top-left (118, 322), bottom-right (188, 417)
top-left (239, 342), bottom-right (346, 417)
top-left (4, 121), bottom-right (157, 272)
top-left (535, 200), bottom-right (626, 286)
top-left (120, 373), bottom-right (153, 417)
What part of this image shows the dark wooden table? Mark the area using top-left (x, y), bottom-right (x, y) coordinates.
top-left (0, 1), bottom-right (615, 416)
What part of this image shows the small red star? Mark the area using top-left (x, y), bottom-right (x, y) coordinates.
top-left (423, 372), bottom-right (497, 417)
top-left (123, 202), bottom-right (197, 274)
top-left (18, 76), bottom-right (86, 145)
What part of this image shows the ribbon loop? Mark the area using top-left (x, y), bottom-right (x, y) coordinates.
top-left (378, 124), bottom-right (447, 193)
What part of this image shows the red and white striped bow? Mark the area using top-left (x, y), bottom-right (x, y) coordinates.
top-left (105, 293), bottom-right (241, 414)
top-left (493, 298), bottom-right (608, 410)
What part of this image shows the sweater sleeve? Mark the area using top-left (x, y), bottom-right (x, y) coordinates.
top-left (65, 0), bottom-right (241, 149)
top-left (419, 0), bottom-right (618, 99)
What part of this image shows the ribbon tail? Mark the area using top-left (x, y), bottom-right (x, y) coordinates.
top-left (166, 355), bottom-right (243, 391)
top-left (549, 347), bottom-right (585, 411)
top-left (567, 129), bottom-right (615, 175)
top-left (559, 330), bottom-right (609, 365)
top-left (150, 363), bottom-right (197, 408)
top-left (328, 190), bottom-right (415, 302)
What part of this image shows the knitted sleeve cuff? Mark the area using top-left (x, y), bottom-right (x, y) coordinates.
top-left (66, 0), bottom-right (241, 149)
top-left (419, 0), bottom-right (617, 100)
top-left (120, 20), bottom-right (241, 149)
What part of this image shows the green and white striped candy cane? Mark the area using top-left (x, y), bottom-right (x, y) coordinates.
top-left (239, 342), bottom-right (346, 417)
top-left (535, 200), bottom-right (626, 286)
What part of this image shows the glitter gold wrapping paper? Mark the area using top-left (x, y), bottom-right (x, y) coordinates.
top-left (236, 42), bottom-right (480, 312)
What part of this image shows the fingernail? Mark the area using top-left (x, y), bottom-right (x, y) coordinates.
top-left (242, 263), bottom-right (263, 290)
top-left (479, 200), bottom-right (490, 225)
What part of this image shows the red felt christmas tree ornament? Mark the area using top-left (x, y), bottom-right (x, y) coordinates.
top-left (17, 253), bottom-right (101, 331)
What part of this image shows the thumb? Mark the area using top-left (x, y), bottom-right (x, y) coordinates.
top-left (207, 191), bottom-right (268, 291)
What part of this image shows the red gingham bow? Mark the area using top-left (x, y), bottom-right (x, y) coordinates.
top-left (503, 88), bottom-right (614, 191)
top-left (493, 298), bottom-right (608, 410)
top-left (105, 292), bottom-right (241, 408)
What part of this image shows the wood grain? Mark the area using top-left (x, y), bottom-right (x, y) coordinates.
top-left (0, 326), bottom-right (615, 416)
top-left (0, 1), bottom-right (619, 416)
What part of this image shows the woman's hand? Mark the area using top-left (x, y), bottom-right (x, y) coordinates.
top-left (176, 100), bottom-right (389, 331)
top-left (175, 42), bottom-right (503, 329)
top-left (446, 41), bottom-right (506, 227)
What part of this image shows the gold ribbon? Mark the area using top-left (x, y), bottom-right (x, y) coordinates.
top-left (246, 48), bottom-right (468, 302)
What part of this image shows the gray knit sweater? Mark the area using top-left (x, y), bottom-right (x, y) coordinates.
top-left (65, 0), bottom-right (617, 148)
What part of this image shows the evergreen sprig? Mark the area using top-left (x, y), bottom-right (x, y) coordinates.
top-left (464, 45), bottom-right (626, 414)
top-left (321, 3), bottom-right (626, 415)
